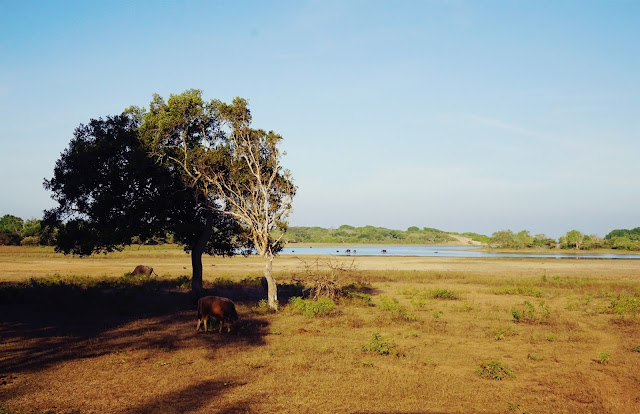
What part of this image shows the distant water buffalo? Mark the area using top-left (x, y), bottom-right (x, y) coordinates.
top-left (196, 296), bottom-right (239, 333)
top-left (129, 265), bottom-right (158, 277)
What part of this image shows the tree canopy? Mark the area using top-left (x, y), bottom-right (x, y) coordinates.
top-left (43, 113), bottom-right (244, 292)
top-left (137, 91), bottom-right (295, 309)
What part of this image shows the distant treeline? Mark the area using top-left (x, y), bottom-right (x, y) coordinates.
top-left (281, 225), bottom-right (464, 245)
top-left (488, 228), bottom-right (640, 251)
top-left (0, 215), bottom-right (55, 246)
top-left (2, 213), bottom-right (638, 251)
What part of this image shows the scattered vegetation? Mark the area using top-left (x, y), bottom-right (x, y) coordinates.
top-left (3, 247), bottom-right (640, 413)
top-left (362, 333), bottom-right (398, 356)
top-left (476, 361), bottom-right (515, 380)
top-left (379, 296), bottom-right (415, 321)
top-left (490, 325), bottom-right (519, 341)
top-left (493, 286), bottom-right (545, 298)
top-left (511, 301), bottom-right (551, 324)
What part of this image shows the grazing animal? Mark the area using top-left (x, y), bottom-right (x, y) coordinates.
top-left (381, 249), bottom-right (387, 253)
top-left (130, 265), bottom-right (157, 277)
top-left (196, 296), bottom-right (239, 333)
top-left (346, 249), bottom-right (351, 256)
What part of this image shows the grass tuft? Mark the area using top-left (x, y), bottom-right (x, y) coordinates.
top-left (476, 360), bottom-right (515, 380)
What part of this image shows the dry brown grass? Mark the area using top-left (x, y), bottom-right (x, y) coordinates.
top-left (1, 246), bottom-right (640, 413)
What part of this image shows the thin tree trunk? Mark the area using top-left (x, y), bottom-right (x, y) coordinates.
top-left (191, 209), bottom-right (214, 296)
top-left (264, 253), bottom-right (278, 310)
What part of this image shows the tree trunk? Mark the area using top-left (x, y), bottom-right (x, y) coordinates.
top-left (191, 209), bottom-right (214, 296)
top-left (264, 253), bottom-right (278, 310)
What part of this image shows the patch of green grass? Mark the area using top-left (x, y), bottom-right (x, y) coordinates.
top-left (397, 287), bottom-right (460, 310)
top-left (490, 325), bottom-right (518, 341)
top-left (346, 291), bottom-right (373, 306)
top-left (511, 301), bottom-right (551, 324)
top-left (379, 296), bottom-right (415, 321)
top-left (609, 297), bottom-right (640, 316)
top-left (476, 360), bottom-right (515, 380)
top-left (632, 345), bottom-right (640, 353)
top-left (493, 286), bottom-right (545, 298)
top-left (362, 333), bottom-right (398, 356)
top-left (288, 296), bottom-right (336, 318)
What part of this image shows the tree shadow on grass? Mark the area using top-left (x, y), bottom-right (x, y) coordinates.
top-left (120, 379), bottom-right (258, 414)
top-left (0, 277), bottom-right (271, 377)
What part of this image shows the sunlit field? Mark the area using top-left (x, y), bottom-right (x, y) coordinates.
top-left (1, 245), bottom-right (640, 413)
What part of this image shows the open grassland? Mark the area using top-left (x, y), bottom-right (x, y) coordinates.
top-left (1, 246), bottom-right (640, 413)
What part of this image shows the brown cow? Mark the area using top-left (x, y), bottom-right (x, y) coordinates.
top-left (130, 265), bottom-right (158, 277)
top-left (196, 296), bottom-right (239, 333)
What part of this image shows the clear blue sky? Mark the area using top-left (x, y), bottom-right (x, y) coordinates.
top-left (1, 0), bottom-right (638, 238)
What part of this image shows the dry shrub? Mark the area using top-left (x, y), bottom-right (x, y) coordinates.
top-left (296, 257), bottom-right (357, 300)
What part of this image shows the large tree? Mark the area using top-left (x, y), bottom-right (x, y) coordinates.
top-left (44, 113), bottom-right (243, 293)
top-left (138, 91), bottom-right (295, 310)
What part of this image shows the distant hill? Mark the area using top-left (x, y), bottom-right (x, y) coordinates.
top-left (278, 225), bottom-right (488, 245)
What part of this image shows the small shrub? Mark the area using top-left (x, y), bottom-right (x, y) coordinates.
top-left (362, 333), bottom-right (397, 356)
top-left (511, 300), bottom-right (550, 324)
top-left (213, 277), bottom-right (237, 287)
top-left (252, 299), bottom-right (272, 315)
top-left (546, 333), bottom-right (556, 342)
top-left (476, 360), bottom-right (515, 380)
top-left (347, 292), bottom-right (373, 306)
top-left (288, 296), bottom-right (335, 318)
top-left (596, 352), bottom-right (610, 364)
top-left (632, 345), bottom-right (640, 353)
top-left (175, 275), bottom-right (191, 289)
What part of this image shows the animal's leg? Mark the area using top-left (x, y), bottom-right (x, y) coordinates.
top-left (196, 319), bottom-right (201, 332)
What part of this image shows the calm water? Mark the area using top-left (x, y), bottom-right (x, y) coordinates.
top-left (281, 245), bottom-right (640, 259)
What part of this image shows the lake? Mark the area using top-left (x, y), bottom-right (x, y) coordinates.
top-left (280, 245), bottom-right (640, 259)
